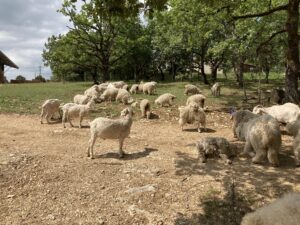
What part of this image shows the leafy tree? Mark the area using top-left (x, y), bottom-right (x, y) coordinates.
top-left (15, 75), bottom-right (26, 81)
top-left (33, 75), bottom-right (46, 83)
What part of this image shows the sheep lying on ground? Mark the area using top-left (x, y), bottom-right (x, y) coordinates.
top-left (253, 103), bottom-right (300, 124)
top-left (87, 107), bottom-right (134, 159)
top-left (155, 93), bottom-right (176, 107)
top-left (130, 84), bottom-right (139, 94)
top-left (231, 110), bottom-right (259, 139)
top-left (142, 82), bottom-right (156, 95)
top-left (211, 82), bottom-right (221, 96)
top-left (140, 99), bottom-right (151, 119)
top-left (194, 137), bottom-right (236, 164)
top-left (186, 94), bottom-right (206, 108)
top-left (178, 103), bottom-right (206, 133)
top-left (100, 86), bottom-right (119, 102)
top-left (73, 94), bottom-right (92, 105)
top-left (184, 84), bottom-right (202, 95)
top-left (235, 114), bottom-right (281, 166)
top-left (40, 99), bottom-right (62, 124)
top-left (241, 193), bottom-right (300, 225)
top-left (62, 98), bottom-right (95, 128)
top-left (115, 89), bottom-right (133, 105)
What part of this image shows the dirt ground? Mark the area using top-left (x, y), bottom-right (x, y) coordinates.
top-left (0, 109), bottom-right (299, 225)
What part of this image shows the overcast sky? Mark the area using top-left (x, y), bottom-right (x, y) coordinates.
top-left (0, 0), bottom-right (71, 81)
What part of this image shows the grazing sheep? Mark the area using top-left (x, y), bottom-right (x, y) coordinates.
top-left (112, 81), bottom-right (126, 88)
top-left (231, 110), bottom-right (259, 139)
top-left (84, 85), bottom-right (100, 98)
top-left (194, 137), bottom-right (236, 164)
top-left (235, 115), bottom-right (281, 166)
top-left (252, 103), bottom-right (300, 124)
top-left (87, 107), bottom-right (134, 159)
top-left (100, 86), bottom-right (119, 102)
top-left (98, 83), bottom-right (109, 93)
top-left (178, 103), bottom-right (206, 133)
top-left (184, 84), bottom-right (202, 95)
top-left (122, 84), bottom-right (129, 91)
top-left (142, 82), bottom-right (156, 95)
top-left (140, 99), bottom-right (151, 119)
top-left (186, 94), bottom-right (206, 108)
top-left (155, 93), bottom-right (176, 107)
top-left (40, 99), bottom-right (62, 124)
top-left (138, 81), bottom-right (144, 93)
top-left (211, 82), bottom-right (221, 96)
top-left (62, 98), bottom-right (95, 128)
top-left (116, 89), bottom-right (133, 105)
top-left (241, 193), bottom-right (300, 225)
top-left (73, 94), bottom-right (91, 105)
top-left (286, 119), bottom-right (300, 136)
top-left (130, 84), bottom-right (139, 94)
top-left (271, 88), bottom-right (285, 104)
top-left (131, 101), bottom-right (139, 108)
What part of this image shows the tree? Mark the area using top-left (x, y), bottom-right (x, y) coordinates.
top-left (33, 75), bottom-right (46, 83)
top-left (15, 75), bottom-right (26, 81)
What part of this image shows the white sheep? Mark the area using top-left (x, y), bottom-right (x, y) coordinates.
top-left (62, 98), bottom-right (95, 128)
top-left (100, 86), bottom-right (119, 102)
top-left (40, 99), bottom-right (62, 124)
top-left (241, 193), bottom-right (300, 225)
top-left (155, 93), bottom-right (176, 107)
top-left (73, 94), bottom-right (91, 105)
top-left (140, 99), bottom-right (151, 119)
top-left (84, 85), bottom-right (100, 98)
top-left (115, 88), bottom-right (133, 105)
top-left (211, 82), bottom-right (221, 96)
top-left (142, 82), bottom-right (156, 95)
top-left (87, 107), bottom-right (134, 159)
top-left (130, 84), bottom-right (139, 94)
top-left (122, 84), bottom-right (129, 91)
top-left (97, 83), bottom-right (109, 93)
top-left (112, 81), bottom-right (126, 88)
top-left (138, 81), bottom-right (144, 93)
top-left (178, 102), bottom-right (206, 132)
top-left (252, 103), bottom-right (300, 123)
top-left (184, 84), bottom-right (202, 95)
top-left (186, 94), bottom-right (206, 108)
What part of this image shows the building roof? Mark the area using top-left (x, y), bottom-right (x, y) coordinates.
top-left (0, 50), bottom-right (19, 69)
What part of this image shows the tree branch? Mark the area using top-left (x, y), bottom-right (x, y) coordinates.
top-left (256, 29), bottom-right (286, 55)
top-left (233, 4), bottom-right (288, 20)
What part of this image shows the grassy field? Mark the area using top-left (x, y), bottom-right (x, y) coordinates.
top-left (0, 75), bottom-right (285, 117)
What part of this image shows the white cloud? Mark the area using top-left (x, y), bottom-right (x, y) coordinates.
top-left (0, 0), bottom-right (71, 81)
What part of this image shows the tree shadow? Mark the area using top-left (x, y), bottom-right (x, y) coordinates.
top-left (93, 148), bottom-right (158, 160)
top-left (183, 128), bottom-right (216, 133)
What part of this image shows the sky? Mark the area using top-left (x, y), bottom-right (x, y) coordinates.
top-left (0, 0), bottom-right (71, 81)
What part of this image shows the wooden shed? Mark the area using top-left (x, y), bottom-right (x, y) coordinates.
top-left (0, 50), bottom-right (19, 83)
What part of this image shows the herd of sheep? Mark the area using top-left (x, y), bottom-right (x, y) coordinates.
top-left (39, 81), bottom-right (300, 224)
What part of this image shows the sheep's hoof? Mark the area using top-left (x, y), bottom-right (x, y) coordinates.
top-left (119, 153), bottom-right (125, 158)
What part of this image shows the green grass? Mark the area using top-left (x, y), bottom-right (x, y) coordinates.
top-left (0, 77), bottom-right (286, 117)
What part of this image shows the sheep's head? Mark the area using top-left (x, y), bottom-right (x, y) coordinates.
top-left (189, 102), bottom-right (199, 112)
top-left (252, 105), bottom-right (265, 115)
top-left (120, 107), bottom-right (134, 117)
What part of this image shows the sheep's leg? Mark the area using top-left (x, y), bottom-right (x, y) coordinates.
top-left (79, 115), bottom-right (83, 129)
top-left (201, 121), bottom-right (206, 132)
top-left (220, 153), bottom-right (232, 164)
top-left (118, 139), bottom-right (125, 158)
top-left (294, 147), bottom-right (300, 167)
top-left (87, 134), bottom-right (97, 159)
top-left (267, 148), bottom-right (279, 167)
top-left (241, 141), bottom-right (254, 157)
top-left (45, 113), bottom-right (50, 124)
top-left (62, 111), bottom-right (67, 128)
top-left (252, 149), bottom-right (267, 164)
top-left (40, 109), bottom-right (45, 124)
top-left (197, 122), bottom-right (201, 133)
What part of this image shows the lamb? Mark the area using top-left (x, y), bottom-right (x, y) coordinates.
top-left (140, 99), bottom-right (151, 119)
top-left (186, 94), bottom-right (206, 108)
top-left (193, 137), bottom-right (236, 164)
top-left (142, 82), bottom-right (156, 95)
top-left (130, 84), bottom-right (139, 94)
top-left (178, 102), bottom-right (206, 133)
top-left (100, 86), bottom-right (119, 102)
top-left (235, 114), bottom-right (281, 166)
top-left (231, 110), bottom-right (259, 139)
top-left (211, 82), bottom-right (221, 96)
top-left (155, 93), bottom-right (176, 107)
top-left (73, 94), bottom-right (91, 105)
top-left (40, 99), bottom-right (62, 124)
top-left (184, 84), bottom-right (202, 95)
top-left (62, 98), bottom-right (95, 128)
top-left (241, 193), bottom-right (300, 225)
top-left (115, 88), bottom-right (133, 105)
top-left (252, 103), bottom-right (300, 124)
top-left (87, 107), bottom-right (134, 159)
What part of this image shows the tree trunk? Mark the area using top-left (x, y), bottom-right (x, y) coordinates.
top-left (158, 66), bottom-right (165, 81)
top-left (235, 60), bottom-right (244, 88)
top-left (264, 66), bottom-right (270, 83)
top-left (102, 59), bottom-right (110, 82)
top-left (211, 65), bottom-right (218, 83)
top-left (0, 64), bottom-right (4, 84)
top-left (285, 0), bottom-right (300, 103)
top-left (200, 58), bottom-right (209, 85)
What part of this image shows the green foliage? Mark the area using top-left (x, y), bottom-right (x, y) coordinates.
top-left (15, 75), bottom-right (26, 81)
top-left (33, 75), bottom-right (46, 83)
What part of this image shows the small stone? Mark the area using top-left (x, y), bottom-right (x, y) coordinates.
top-left (7, 194), bottom-right (15, 198)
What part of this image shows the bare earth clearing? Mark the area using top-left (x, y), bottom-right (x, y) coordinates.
top-left (0, 109), bottom-right (299, 225)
